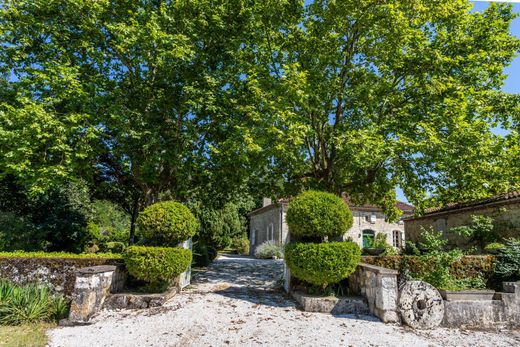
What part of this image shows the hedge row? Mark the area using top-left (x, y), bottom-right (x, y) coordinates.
top-left (123, 246), bottom-right (192, 284)
top-left (285, 242), bottom-right (361, 287)
top-left (362, 255), bottom-right (495, 282)
top-left (0, 251), bottom-right (122, 259)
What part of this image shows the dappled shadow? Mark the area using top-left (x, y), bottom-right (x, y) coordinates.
top-left (190, 254), bottom-right (288, 307)
top-left (213, 286), bottom-right (295, 308)
top-left (192, 254), bottom-right (284, 291)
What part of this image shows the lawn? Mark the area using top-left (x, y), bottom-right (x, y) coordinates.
top-left (0, 324), bottom-right (52, 347)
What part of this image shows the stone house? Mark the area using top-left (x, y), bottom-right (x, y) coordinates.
top-left (248, 197), bottom-right (414, 254)
top-left (404, 190), bottom-right (520, 247)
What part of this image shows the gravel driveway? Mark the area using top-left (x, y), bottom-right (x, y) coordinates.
top-left (48, 254), bottom-right (520, 347)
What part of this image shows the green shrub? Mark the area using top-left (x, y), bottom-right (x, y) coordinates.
top-left (418, 226), bottom-right (447, 253)
top-left (136, 201), bottom-right (198, 246)
top-left (0, 179), bottom-right (92, 253)
top-left (192, 241), bottom-right (217, 267)
top-left (404, 241), bottom-right (420, 255)
top-left (0, 280), bottom-right (69, 325)
top-left (0, 251), bottom-right (121, 259)
top-left (450, 215), bottom-right (497, 249)
top-left (123, 246), bottom-right (192, 284)
top-left (286, 190), bottom-right (353, 241)
top-left (362, 254), bottom-right (493, 290)
top-left (410, 250), bottom-right (487, 290)
top-left (0, 211), bottom-right (42, 251)
top-left (193, 202), bottom-right (252, 250)
top-left (285, 242), bottom-right (361, 287)
top-left (255, 241), bottom-right (283, 259)
top-left (232, 234), bottom-right (250, 255)
top-left (495, 238), bottom-right (520, 282)
top-left (484, 242), bottom-right (505, 251)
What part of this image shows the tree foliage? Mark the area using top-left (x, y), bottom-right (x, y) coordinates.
top-left (246, 0), bottom-right (520, 216)
top-left (0, 0), bottom-right (519, 230)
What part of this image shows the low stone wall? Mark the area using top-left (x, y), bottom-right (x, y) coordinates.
top-left (66, 266), bottom-right (123, 324)
top-left (0, 257), bottom-right (123, 298)
top-left (442, 282), bottom-right (520, 329)
top-left (291, 291), bottom-right (369, 315)
top-left (348, 263), bottom-right (399, 323)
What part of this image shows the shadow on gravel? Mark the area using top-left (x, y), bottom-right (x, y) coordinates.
top-left (214, 286), bottom-right (294, 308)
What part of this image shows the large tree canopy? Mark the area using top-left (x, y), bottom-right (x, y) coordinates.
top-left (246, 0), bottom-right (520, 216)
top-left (0, 0), bottom-right (296, 236)
top-left (1, 0), bottom-right (519, 225)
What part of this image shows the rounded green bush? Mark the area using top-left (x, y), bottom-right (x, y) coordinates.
top-left (286, 190), bottom-right (353, 240)
top-left (285, 241), bottom-right (361, 287)
top-left (136, 201), bottom-right (198, 246)
top-left (123, 246), bottom-right (192, 283)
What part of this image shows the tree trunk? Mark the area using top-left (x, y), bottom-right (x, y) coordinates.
top-left (129, 196), bottom-right (140, 244)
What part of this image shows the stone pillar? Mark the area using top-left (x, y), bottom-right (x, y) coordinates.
top-left (66, 265), bottom-right (119, 324)
top-left (349, 263), bottom-right (400, 323)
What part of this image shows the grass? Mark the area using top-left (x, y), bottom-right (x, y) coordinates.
top-left (0, 323), bottom-right (52, 347)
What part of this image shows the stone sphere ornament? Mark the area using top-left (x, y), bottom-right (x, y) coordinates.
top-left (398, 281), bottom-right (445, 329)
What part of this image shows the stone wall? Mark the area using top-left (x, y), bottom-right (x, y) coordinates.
top-left (344, 209), bottom-right (406, 249)
top-left (348, 263), bottom-right (400, 323)
top-left (66, 265), bottom-right (122, 324)
top-left (405, 201), bottom-right (520, 248)
top-left (442, 282), bottom-right (520, 329)
top-left (0, 257), bottom-right (123, 298)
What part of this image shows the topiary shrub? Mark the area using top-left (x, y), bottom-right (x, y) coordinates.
top-left (286, 190), bottom-right (353, 241)
top-left (136, 201), bottom-right (198, 246)
top-left (285, 241), bottom-right (361, 288)
top-left (255, 240), bottom-right (283, 259)
top-left (123, 246), bottom-right (192, 284)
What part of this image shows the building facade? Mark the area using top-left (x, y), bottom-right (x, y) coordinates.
top-left (404, 190), bottom-right (520, 248)
top-left (248, 197), bottom-right (414, 254)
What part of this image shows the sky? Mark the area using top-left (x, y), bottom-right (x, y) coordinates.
top-left (395, 1), bottom-right (520, 203)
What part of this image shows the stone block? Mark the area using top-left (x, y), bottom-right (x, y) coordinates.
top-left (67, 266), bottom-right (117, 324)
top-left (291, 291), bottom-right (369, 315)
top-left (439, 289), bottom-right (495, 301)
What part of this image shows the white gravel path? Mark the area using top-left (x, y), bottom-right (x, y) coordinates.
top-left (48, 254), bottom-right (520, 347)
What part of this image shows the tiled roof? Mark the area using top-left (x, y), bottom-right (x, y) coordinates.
top-left (342, 194), bottom-right (414, 213)
top-left (421, 190), bottom-right (520, 216)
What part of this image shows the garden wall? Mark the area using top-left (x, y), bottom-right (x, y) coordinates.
top-left (405, 200), bottom-right (520, 248)
top-left (348, 263), bottom-right (399, 323)
top-left (361, 255), bottom-right (495, 285)
top-left (0, 256), bottom-right (123, 298)
top-left (442, 281), bottom-right (520, 329)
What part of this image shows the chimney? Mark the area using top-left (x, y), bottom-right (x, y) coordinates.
top-left (262, 197), bottom-right (272, 207)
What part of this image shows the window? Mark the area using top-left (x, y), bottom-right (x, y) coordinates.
top-left (365, 214), bottom-right (377, 224)
top-left (251, 229), bottom-right (256, 246)
top-left (267, 223), bottom-right (274, 241)
top-left (362, 229), bottom-right (375, 248)
top-left (392, 230), bottom-right (402, 248)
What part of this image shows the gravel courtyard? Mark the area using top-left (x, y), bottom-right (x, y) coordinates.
top-left (48, 255), bottom-right (520, 347)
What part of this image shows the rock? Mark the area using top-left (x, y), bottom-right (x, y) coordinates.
top-left (398, 281), bottom-right (444, 329)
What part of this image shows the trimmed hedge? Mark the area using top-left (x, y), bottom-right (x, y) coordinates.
top-left (285, 242), bottom-right (361, 287)
top-left (286, 190), bottom-right (353, 240)
top-left (136, 201), bottom-right (198, 246)
top-left (0, 251), bottom-right (122, 259)
top-left (123, 246), bottom-right (192, 284)
top-left (362, 255), bottom-right (495, 283)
